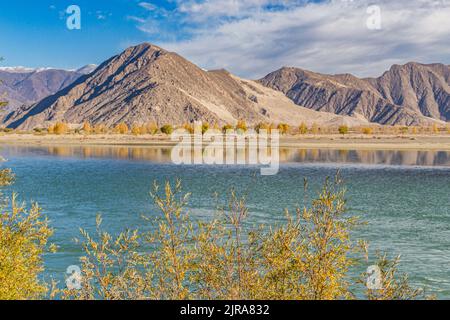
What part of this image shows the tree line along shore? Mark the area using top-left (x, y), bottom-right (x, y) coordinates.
top-left (1, 120), bottom-right (450, 136)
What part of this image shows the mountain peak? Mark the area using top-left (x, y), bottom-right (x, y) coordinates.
top-left (125, 42), bottom-right (167, 56)
top-left (76, 64), bottom-right (98, 75)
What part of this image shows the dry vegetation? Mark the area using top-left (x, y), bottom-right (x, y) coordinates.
top-left (1, 121), bottom-right (449, 137)
top-left (0, 159), bottom-right (430, 300)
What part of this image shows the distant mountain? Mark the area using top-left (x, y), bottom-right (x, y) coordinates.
top-left (2, 43), bottom-right (365, 130)
top-left (75, 64), bottom-right (98, 75)
top-left (0, 66), bottom-right (94, 111)
top-left (259, 63), bottom-right (449, 126)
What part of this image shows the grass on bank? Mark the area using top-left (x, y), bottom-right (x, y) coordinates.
top-left (0, 162), bottom-right (429, 300)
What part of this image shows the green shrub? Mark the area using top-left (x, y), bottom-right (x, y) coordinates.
top-left (338, 125), bottom-right (349, 135)
top-left (160, 125), bottom-right (174, 135)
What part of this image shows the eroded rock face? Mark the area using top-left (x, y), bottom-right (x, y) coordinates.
top-left (3, 43), bottom-right (367, 130)
top-left (259, 63), bottom-right (450, 126)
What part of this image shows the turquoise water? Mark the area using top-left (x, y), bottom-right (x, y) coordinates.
top-left (1, 145), bottom-right (450, 297)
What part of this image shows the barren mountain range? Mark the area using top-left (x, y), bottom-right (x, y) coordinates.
top-left (1, 43), bottom-right (448, 130)
top-left (260, 63), bottom-right (450, 126)
top-left (0, 65), bottom-right (96, 111)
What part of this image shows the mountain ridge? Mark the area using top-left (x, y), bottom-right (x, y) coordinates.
top-left (0, 65), bottom-right (96, 111)
top-left (259, 62), bottom-right (449, 125)
top-left (1, 43), bottom-right (447, 129)
top-left (2, 43), bottom-right (367, 130)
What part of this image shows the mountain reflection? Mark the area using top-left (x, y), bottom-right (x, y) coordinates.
top-left (3, 145), bottom-right (450, 167)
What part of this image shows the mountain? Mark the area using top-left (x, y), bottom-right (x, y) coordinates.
top-left (259, 63), bottom-right (450, 126)
top-left (2, 43), bottom-right (366, 130)
top-left (75, 64), bottom-right (98, 75)
top-left (0, 66), bottom-right (93, 111)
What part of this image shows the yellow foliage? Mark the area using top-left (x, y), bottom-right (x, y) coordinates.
top-left (277, 123), bottom-right (290, 135)
top-left (311, 123), bottom-right (320, 134)
top-left (61, 177), bottom-right (427, 301)
top-left (131, 125), bottom-right (146, 135)
top-left (338, 125), bottom-right (349, 135)
top-left (93, 124), bottom-right (107, 134)
top-left (114, 122), bottom-right (129, 134)
top-left (201, 122), bottom-right (210, 134)
top-left (236, 120), bottom-right (248, 133)
top-left (0, 167), bottom-right (54, 300)
top-left (255, 122), bottom-right (271, 134)
top-left (362, 127), bottom-right (374, 135)
top-left (82, 122), bottom-right (92, 134)
top-left (432, 124), bottom-right (440, 134)
top-left (298, 122), bottom-right (308, 135)
top-left (183, 123), bottom-right (194, 134)
top-left (222, 124), bottom-right (234, 134)
top-left (49, 122), bottom-right (69, 135)
top-left (160, 125), bottom-right (174, 135)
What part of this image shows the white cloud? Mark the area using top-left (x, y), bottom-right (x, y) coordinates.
top-left (139, 2), bottom-right (157, 11)
top-left (133, 0), bottom-right (450, 78)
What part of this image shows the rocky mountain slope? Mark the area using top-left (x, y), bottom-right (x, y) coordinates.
top-left (259, 63), bottom-right (449, 126)
top-left (2, 43), bottom-right (365, 130)
top-left (0, 66), bottom-right (95, 111)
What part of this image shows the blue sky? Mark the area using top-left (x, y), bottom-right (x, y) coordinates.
top-left (0, 0), bottom-right (160, 69)
top-left (1, 0), bottom-right (450, 78)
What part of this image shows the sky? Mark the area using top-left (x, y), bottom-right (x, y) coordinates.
top-left (0, 0), bottom-right (450, 79)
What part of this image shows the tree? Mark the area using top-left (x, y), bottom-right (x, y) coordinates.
top-left (93, 124), bottom-right (107, 134)
top-left (146, 122), bottom-right (159, 135)
top-left (63, 177), bottom-right (427, 301)
top-left (160, 125), bottom-right (174, 135)
top-left (277, 123), bottom-right (290, 135)
top-left (432, 124), bottom-right (440, 134)
top-left (298, 122), bottom-right (308, 135)
top-left (311, 123), bottom-right (320, 135)
top-left (54, 122), bottom-right (69, 135)
top-left (236, 120), bottom-right (248, 133)
top-left (201, 122), bottom-right (210, 135)
top-left (82, 121), bottom-right (93, 134)
top-left (222, 124), bottom-right (234, 134)
top-left (114, 122), bottom-right (129, 134)
top-left (131, 124), bottom-right (146, 135)
top-left (361, 127), bottom-right (374, 135)
top-left (255, 122), bottom-right (271, 134)
top-left (0, 163), bottom-right (54, 300)
top-left (338, 125), bottom-right (349, 135)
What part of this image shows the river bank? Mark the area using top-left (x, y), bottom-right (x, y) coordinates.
top-left (2, 133), bottom-right (450, 151)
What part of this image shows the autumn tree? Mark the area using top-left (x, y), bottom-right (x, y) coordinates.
top-left (236, 120), bottom-right (248, 133)
top-left (277, 123), bottom-right (290, 135)
top-left (82, 121), bottom-right (93, 134)
top-left (160, 125), bottom-right (174, 135)
top-left (311, 123), bottom-right (320, 135)
top-left (362, 127), bottom-right (374, 135)
top-left (0, 162), bottom-right (54, 300)
top-left (114, 122), bottom-right (129, 134)
top-left (48, 122), bottom-right (69, 135)
top-left (298, 122), bottom-right (308, 135)
top-left (338, 125), bottom-right (349, 135)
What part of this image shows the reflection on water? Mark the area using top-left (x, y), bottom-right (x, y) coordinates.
top-left (2, 145), bottom-right (450, 167)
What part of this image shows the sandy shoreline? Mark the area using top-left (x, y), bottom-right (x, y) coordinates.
top-left (1, 133), bottom-right (450, 151)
